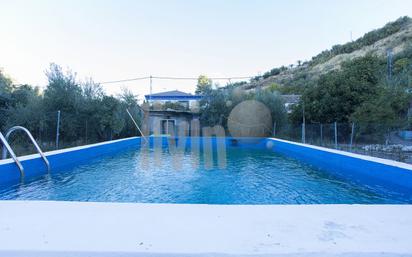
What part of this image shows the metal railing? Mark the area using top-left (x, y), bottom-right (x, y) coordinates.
top-left (0, 132), bottom-right (24, 177)
top-left (126, 108), bottom-right (148, 143)
top-left (1, 126), bottom-right (50, 177)
top-left (275, 121), bottom-right (412, 163)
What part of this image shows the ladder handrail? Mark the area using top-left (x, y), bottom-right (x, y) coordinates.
top-left (1, 126), bottom-right (50, 172)
top-left (0, 132), bottom-right (25, 177)
top-left (126, 108), bottom-right (148, 144)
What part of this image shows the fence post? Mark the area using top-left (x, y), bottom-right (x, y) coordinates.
top-left (320, 123), bottom-right (323, 146)
top-left (302, 101), bottom-right (306, 143)
top-left (55, 110), bottom-right (61, 149)
top-left (350, 122), bottom-right (355, 151)
top-left (273, 122), bottom-right (276, 137)
top-left (334, 121), bottom-right (338, 149)
top-left (302, 122), bottom-right (306, 144)
top-left (85, 120), bottom-right (88, 144)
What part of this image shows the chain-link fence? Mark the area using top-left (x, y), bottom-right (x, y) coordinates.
top-left (276, 121), bottom-right (412, 164)
top-left (1, 108), bottom-right (143, 157)
top-left (1, 110), bottom-right (55, 156)
top-left (3, 107), bottom-right (412, 164)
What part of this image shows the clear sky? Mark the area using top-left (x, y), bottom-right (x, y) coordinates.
top-left (1, 0), bottom-right (411, 98)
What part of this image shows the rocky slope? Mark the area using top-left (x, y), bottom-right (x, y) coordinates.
top-left (242, 16), bottom-right (412, 91)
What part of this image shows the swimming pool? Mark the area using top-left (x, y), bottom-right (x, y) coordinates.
top-left (0, 137), bottom-right (411, 204)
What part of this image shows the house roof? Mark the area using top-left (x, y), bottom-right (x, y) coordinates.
top-left (145, 90), bottom-right (202, 100)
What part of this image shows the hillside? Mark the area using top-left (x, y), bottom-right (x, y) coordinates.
top-left (241, 16), bottom-right (412, 92)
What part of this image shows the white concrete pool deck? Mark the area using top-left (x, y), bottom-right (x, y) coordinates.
top-left (0, 201), bottom-right (412, 256)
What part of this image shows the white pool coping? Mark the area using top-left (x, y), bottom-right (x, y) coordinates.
top-left (0, 137), bottom-right (140, 165)
top-left (0, 201), bottom-right (412, 257)
top-left (268, 137), bottom-right (412, 171)
top-left (3, 136), bottom-right (412, 171)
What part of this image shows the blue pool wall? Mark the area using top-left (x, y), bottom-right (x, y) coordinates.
top-left (0, 137), bottom-right (142, 184)
top-left (265, 138), bottom-right (412, 196)
top-left (0, 136), bottom-right (244, 184)
top-left (1, 135), bottom-right (412, 197)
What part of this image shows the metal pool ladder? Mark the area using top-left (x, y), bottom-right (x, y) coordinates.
top-left (0, 126), bottom-right (50, 177)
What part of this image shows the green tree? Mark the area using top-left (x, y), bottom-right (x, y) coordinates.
top-left (5, 85), bottom-right (43, 131)
top-left (394, 58), bottom-right (410, 74)
top-left (118, 88), bottom-right (142, 138)
top-left (195, 75), bottom-right (212, 95)
top-left (43, 63), bottom-right (83, 141)
top-left (291, 55), bottom-right (382, 123)
top-left (199, 88), bottom-right (230, 128)
top-left (0, 70), bottom-right (13, 130)
top-left (43, 63), bottom-right (82, 113)
top-left (95, 96), bottom-right (125, 140)
top-left (198, 85), bottom-right (288, 134)
top-left (267, 83), bottom-right (282, 92)
top-left (255, 89), bottom-right (287, 131)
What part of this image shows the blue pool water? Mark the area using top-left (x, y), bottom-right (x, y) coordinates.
top-left (0, 146), bottom-right (409, 204)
